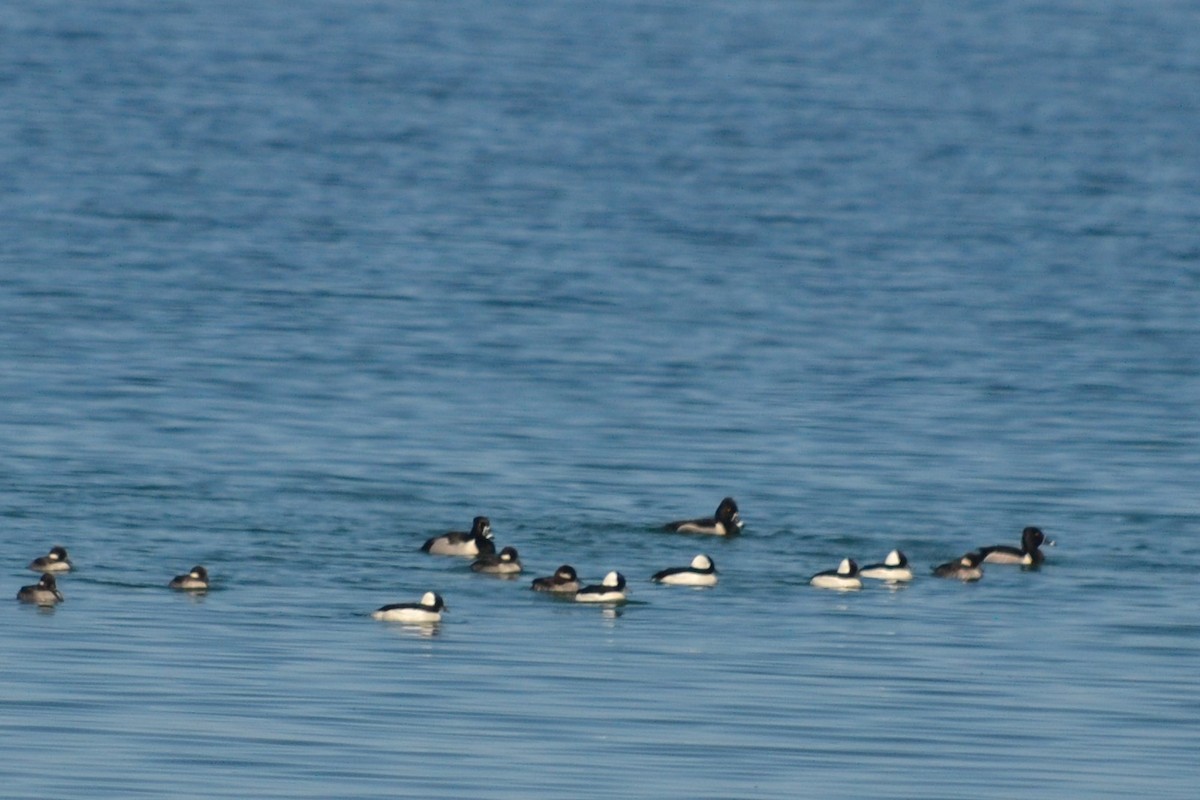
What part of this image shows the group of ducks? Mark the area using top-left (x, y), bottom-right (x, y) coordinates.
top-left (15, 546), bottom-right (211, 606)
top-left (809, 525), bottom-right (1052, 590)
top-left (371, 499), bottom-right (744, 623)
top-left (15, 498), bottom-right (1052, 622)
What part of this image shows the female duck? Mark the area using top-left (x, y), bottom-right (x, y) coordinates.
top-left (978, 526), bottom-right (1050, 566)
top-left (531, 565), bottom-right (580, 594)
top-left (471, 546), bottom-right (523, 575)
top-left (810, 558), bottom-right (862, 591)
top-left (933, 552), bottom-right (984, 581)
top-left (372, 591), bottom-right (447, 623)
top-left (169, 566), bottom-right (210, 591)
top-left (859, 550), bottom-right (914, 582)
top-left (17, 574), bottom-right (64, 606)
top-left (422, 516), bottom-right (495, 557)
top-left (651, 554), bottom-right (718, 586)
top-left (663, 497), bottom-right (744, 536)
top-left (575, 571), bottom-right (627, 603)
top-left (28, 546), bottom-right (72, 573)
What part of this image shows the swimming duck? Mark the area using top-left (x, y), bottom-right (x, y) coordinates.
top-left (372, 591), bottom-right (447, 623)
top-left (17, 573), bottom-right (64, 606)
top-left (663, 497), bottom-right (744, 536)
top-left (28, 546), bottom-right (72, 573)
top-left (169, 566), bottom-right (210, 591)
top-left (933, 552), bottom-right (984, 581)
top-left (859, 550), bottom-right (914, 582)
top-left (651, 554), bottom-right (718, 586)
top-left (978, 526), bottom-right (1051, 566)
top-left (531, 565), bottom-right (580, 594)
top-left (471, 546), bottom-right (523, 575)
top-left (810, 558), bottom-right (862, 590)
top-left (575, 571), bottom-right (628, 603)
top-left (421, 516), bottom-right (496, 557)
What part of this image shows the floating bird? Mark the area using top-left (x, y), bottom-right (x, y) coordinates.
top-left (372, 591), bottom-right (447, 623)
top-left (651, 554), bottom-right (718, 586)
top-left (859, 550), bottom-right (913, 582)
top-left (17, 574), bottom-right (64, 606)
top-left (169, 566), bottom-right (210, 591)
top-left (663, 497), bottom-right (743, 536)
top-left (422, 516), bottom-right (496, 557)
top-left (810, 558), bottom-right (862, 591)
top-left (933, 552), bottom-right (984, 581)
top-left (575, 571), bottom-right (627, 603)
top-left (531, 565), bottom-right (580, 594)
top-left (978, 526), bottom-right (1051, 566)
top-left (28, 546), bottom-right (72, 573)
top-left (471, 546), bottom-right (523, 575)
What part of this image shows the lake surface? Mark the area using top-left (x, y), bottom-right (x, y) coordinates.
top-left (2, 1), bottom-right (1199, 797)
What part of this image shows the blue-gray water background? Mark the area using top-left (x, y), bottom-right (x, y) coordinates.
top-left (2, 1), bottom-right (1199, 797)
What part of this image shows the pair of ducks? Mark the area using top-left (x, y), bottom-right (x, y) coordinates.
top-left (17, 547), bottom-right (211, 607)
top-left (378, 500), bottom-right (745, 623)
top-left (17, 546), bottom-right (72, 605)
top-left (810, 550), bottom-right (914, 590)
top-left (931, 526), bottom-right (1052, 581)
top-left (809, 527), bottom-right (1052, 590)
top-left (419, 516), bottom-right (526, 580)
top-left (418, 499), bottom-right (743, 559)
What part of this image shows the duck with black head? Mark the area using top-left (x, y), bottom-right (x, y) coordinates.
top-left (169, 566), bottom-right (210, 591)
top-left (663, 497), bottom-right (744, 536)
top-left (18, 574), bottom-right (64, 606)
top-left (28, 546), bottom-right (72, 573)
top-left (422, 516), bottom-right (496, 557)
top-left (978, 526), bottom-right (1052, 566)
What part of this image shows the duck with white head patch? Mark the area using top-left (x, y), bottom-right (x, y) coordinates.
top-left (978, 526), bottom-right (1052, 566)
top-left (169, 566), bottom-right (210, 591)
top-left (933, 551), bottom-right (984, 581)
top-left (28, 546), bottom-right (72, 573)
top-left (859, 550), bottom-right (914, 582)
top-left (471, 546), bottom-right (522, 575)
top-left (651, 554), bottom-right (718, 586)
top-left (421, 516), bottom-right (495, 557)
top-left (531, 565), bottom-right (580, 594)
top-left (372, 591), bottom-right (447, 623)
top-left (663, 497), bottom-right (744, 536)
top-left (810, 558), bottom-right (862, 590)
top-left (18, 574), bottom-right (64, 606)
top-left (575, 571), bottom-right (627, 603)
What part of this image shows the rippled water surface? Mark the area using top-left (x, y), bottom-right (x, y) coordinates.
top-left (3, 1), bottom-right (1199, 797)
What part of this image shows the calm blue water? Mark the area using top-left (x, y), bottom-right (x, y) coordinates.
top-left (3, 0), bottom-right (1199, 797)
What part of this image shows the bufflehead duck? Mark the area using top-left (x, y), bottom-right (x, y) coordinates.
top-left (17, 573), bottom-right (64, 606)
top-left (471, 546), bottom-right (523, 575)
top-left (575, 571), bottom-right (627, 603)
top-left (933, 552), bottom-right (984, 581)
top-left (28, 546), bottom-right (72, 573)
top-left (372, 591), bottom-right (447, 623)
top-left (663, 497), bottom-right (744, 536)
top-left (421, 516), bottom-right (496, 557)
top-left (978, 526), bottom-right (1051, 566)
top-left (651, 554), bottom-right (718, 586)
top-left (531, 565), bottom-right (580, 594)
top-left (169, 565), bottom-right (209, 591)
top-left (810, 558), bottom-right (862, 590)
top-left (859, 550), bottom-right (914, 582)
